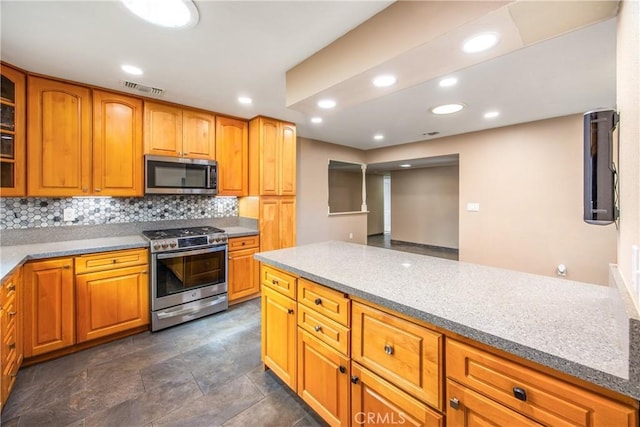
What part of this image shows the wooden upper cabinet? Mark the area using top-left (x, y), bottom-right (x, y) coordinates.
top-left (144, 101), bottom-right (215, 160)
top-left (182, 109), bottom-right (215, 159)
top-left (249, 116), bottom-right (296, 196)
top-left (0, 64), bottom-right (26, 197)
top-left (259, 196), bottom-right (296, 252)
top-left (92, 90), bottom-right (143, 196)
top-left (215, 116), bottom-right (248, 196)
top-left (144, 101), bottom-right (182, 157)
top-left (27, 76), bottom-right (92, 196)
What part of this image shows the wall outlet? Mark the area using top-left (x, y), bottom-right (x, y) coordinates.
top-left (63, 208), bottom-right (76, 222)
top-left (349, 233), bottom-right (353, 240)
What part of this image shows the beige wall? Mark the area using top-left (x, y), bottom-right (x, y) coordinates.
top-left (391, 166), bottom-right (459, 249)
top-left (329, 169), bottom-right (363, 213)
top-left (366, 174), bottom-right (385, 235)
top-left (297, 137), bottom-right (368, 245)
top-left (366, 114), bottom-right (617, 285)
top-left (617, 0), bottom-right (640, 307)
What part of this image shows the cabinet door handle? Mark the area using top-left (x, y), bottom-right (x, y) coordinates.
top-left (314, 298), bottom-right (322, 305)
top-left (350, 375), bottom-right (359, 384)
top-left (314, 325), bottom-right (322, 332)
top-left (141, 271), bottom-right (148, 274)
top-left (287, 308), bottom-right (294, 315)
top-left (62, 265), bottom-right (71, 269)
top-left (513, 387), bottom-right (527, 401)
top-left (9, 311), bottom-right (16, 317)
top-left (82, 187), bottom-right (88, 192)
top-left (339, 366), bottom-right (346, 374)
top-left (7, 284), bottom-right (15, 291)
top-left (228, 256), bottom-right (234, 260)
top-left (384, 344), bottom-right (394, 355)
top-left (8, 343), bottom-right (15, 350)
top-left (449, 398), bottom-right (460, 410)
top-left (95, 188), bottom-right (101, 192)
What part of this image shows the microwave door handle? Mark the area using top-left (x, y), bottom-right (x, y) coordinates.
top-left (156, 246), bottom-right (226, 260)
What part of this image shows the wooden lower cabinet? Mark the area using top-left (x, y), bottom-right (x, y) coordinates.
top-left (228, 235), bottom-right (260, 303)
top-left (352, 362), bottom-right (444, 427)
top-left (447, 379), bottom-right (541, 427)
top-left (76, 264), bottom-right (149, 343)
top-left (297, 329), bottom-right (350, 427)
top-left (1, 267), bottom-right (23, 406)
top-left (23, 258), bottom-right (75, 357)
top-left (261, 285), bottom-right (297, 390)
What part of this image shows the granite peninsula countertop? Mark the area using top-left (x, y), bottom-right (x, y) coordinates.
top-left (0, 218), bottom-right (258, 282)
top-left (255, 241), bottom-right (640, 400)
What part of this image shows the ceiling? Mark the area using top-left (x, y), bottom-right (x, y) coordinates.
top-left (0, 1), bottom-right (618, 151)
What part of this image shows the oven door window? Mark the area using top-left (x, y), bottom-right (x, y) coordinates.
top-left (156, 248), bottom-right (226, 298)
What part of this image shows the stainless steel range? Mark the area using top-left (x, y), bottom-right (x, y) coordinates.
top-left (142, 226), bottom-right (228, 331)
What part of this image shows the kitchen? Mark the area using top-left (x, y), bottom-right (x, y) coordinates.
top-left (1, 0), bottom-right (639, 426)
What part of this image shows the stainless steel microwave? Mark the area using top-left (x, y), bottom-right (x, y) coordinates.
top-left (145, 155), bottom-right (218, 195)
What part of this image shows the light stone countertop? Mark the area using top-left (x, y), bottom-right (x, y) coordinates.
top-left (255, 240), bottom-right (640, 400)
top-left (0, 223), bottom-right (258, 283)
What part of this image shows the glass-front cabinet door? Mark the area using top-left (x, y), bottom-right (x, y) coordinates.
top-left (0, 64), bottom-right (25, 196)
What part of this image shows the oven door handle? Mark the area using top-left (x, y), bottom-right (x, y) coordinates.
top-left (156, 246), bottom-right (226, 260)
top-left (156, 296), bottom-right (227, 319)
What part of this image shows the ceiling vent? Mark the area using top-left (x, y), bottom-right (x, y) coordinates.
top-left (121, 81), bottom-right (165, 96)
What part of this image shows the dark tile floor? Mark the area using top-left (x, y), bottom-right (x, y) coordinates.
top-left (1, 299), bottom-right (327, 427)
top-left (367, 233), bottom-right (459, 260)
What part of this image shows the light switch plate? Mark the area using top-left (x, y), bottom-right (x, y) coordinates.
top-left (63, 208), bottom-right (76, 222)
top-left (466, 202), bottom-right (480, 212)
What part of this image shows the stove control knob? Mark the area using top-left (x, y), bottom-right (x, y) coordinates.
top-left (169, 242), bottom-right (177, 248)
top-left (161, 243), bottom-right (168, 249)
top-left (153, 244), bottom-right (161, 251)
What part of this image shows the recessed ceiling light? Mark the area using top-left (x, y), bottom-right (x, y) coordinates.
top-left (399, 164), bottom-right (412, 168)
top-left (121, 64), bottom-right (143, 75)
top-left (317, 99), bottom-right (336, 109)
top-left (373, 75), bottom-right (397, 88)
top-left (431, 103), bottom-right (465, 115)
top-left (373, 134), bottom-right (384, 141)
top-left (463, 32), bottom-right (499, 53)
top-left (484, 111), bottom-right (500, 119)
top-left (311, 117), bottom-right (323, 124)
top-left (238, 96), bottom-right (252, 105)
top-left (439, 77), bottom-right (457, 87)
top-left (121, 0), bottom-right (199, 28)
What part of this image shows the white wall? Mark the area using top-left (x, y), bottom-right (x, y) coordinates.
top-left (617, 0), bottom-right (640, 307)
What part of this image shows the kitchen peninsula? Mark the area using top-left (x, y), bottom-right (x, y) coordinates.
top-left (257, 241), bottom-right (640, 425)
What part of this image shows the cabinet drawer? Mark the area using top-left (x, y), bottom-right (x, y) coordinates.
top-left (298, 278), bottom-right (350, 327)
top-left (352, 301), bottom-right (443, 410)
top-left (352, 362), bottom-right (444, 427)
top-left (261, 265), bottom-right (297, 299)
top-left (75, 249), bottom-right (148, 274)
top-left (298, 303), bottom-right (350, 355)
top-left (228, 235), bottom-right (259, 251)
top-left (446, 339), bottom-right (638, 427)
top-left (447, 379), bottom-right (543, 426)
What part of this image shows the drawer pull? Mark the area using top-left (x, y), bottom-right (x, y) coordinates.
top-left (242, 242), bottom-right (246, 245)
top-left (339, 366), bottom-right (346, 374)
top-left (314, 325), bottom-right (322, 332)
top-left (384, 344), bottom-right (394, 355)
top-left (9, 311), bottom-right (16, 317)
top-left (112, 259), bottom-right (117, 263)
top-left (141, 271), bottom-right (148, 274)
top-left (351, 375), bottom-right (359, 384)
top-left (63, 265), bottom-right (71, 269)
top-left (513, 387), bottom-right (527, 401)
top-left (287, 308), bottom-right (294, 315)
top-left (449, 398), bottom-right (460, 410)
top-left (8, 343), bottom-right (15, 350)
top-left (272, 279), bottom-right (279, 285)
top-left (7, 284), bottom-right (15, 291)
top-left (314, 298), bottom-right (322, 305)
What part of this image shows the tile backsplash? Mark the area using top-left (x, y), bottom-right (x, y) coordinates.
top-left (0, 195), bottom-right (238, 230)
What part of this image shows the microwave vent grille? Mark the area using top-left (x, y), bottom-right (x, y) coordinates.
top-left (121, 81), bottom-right (165, 96)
